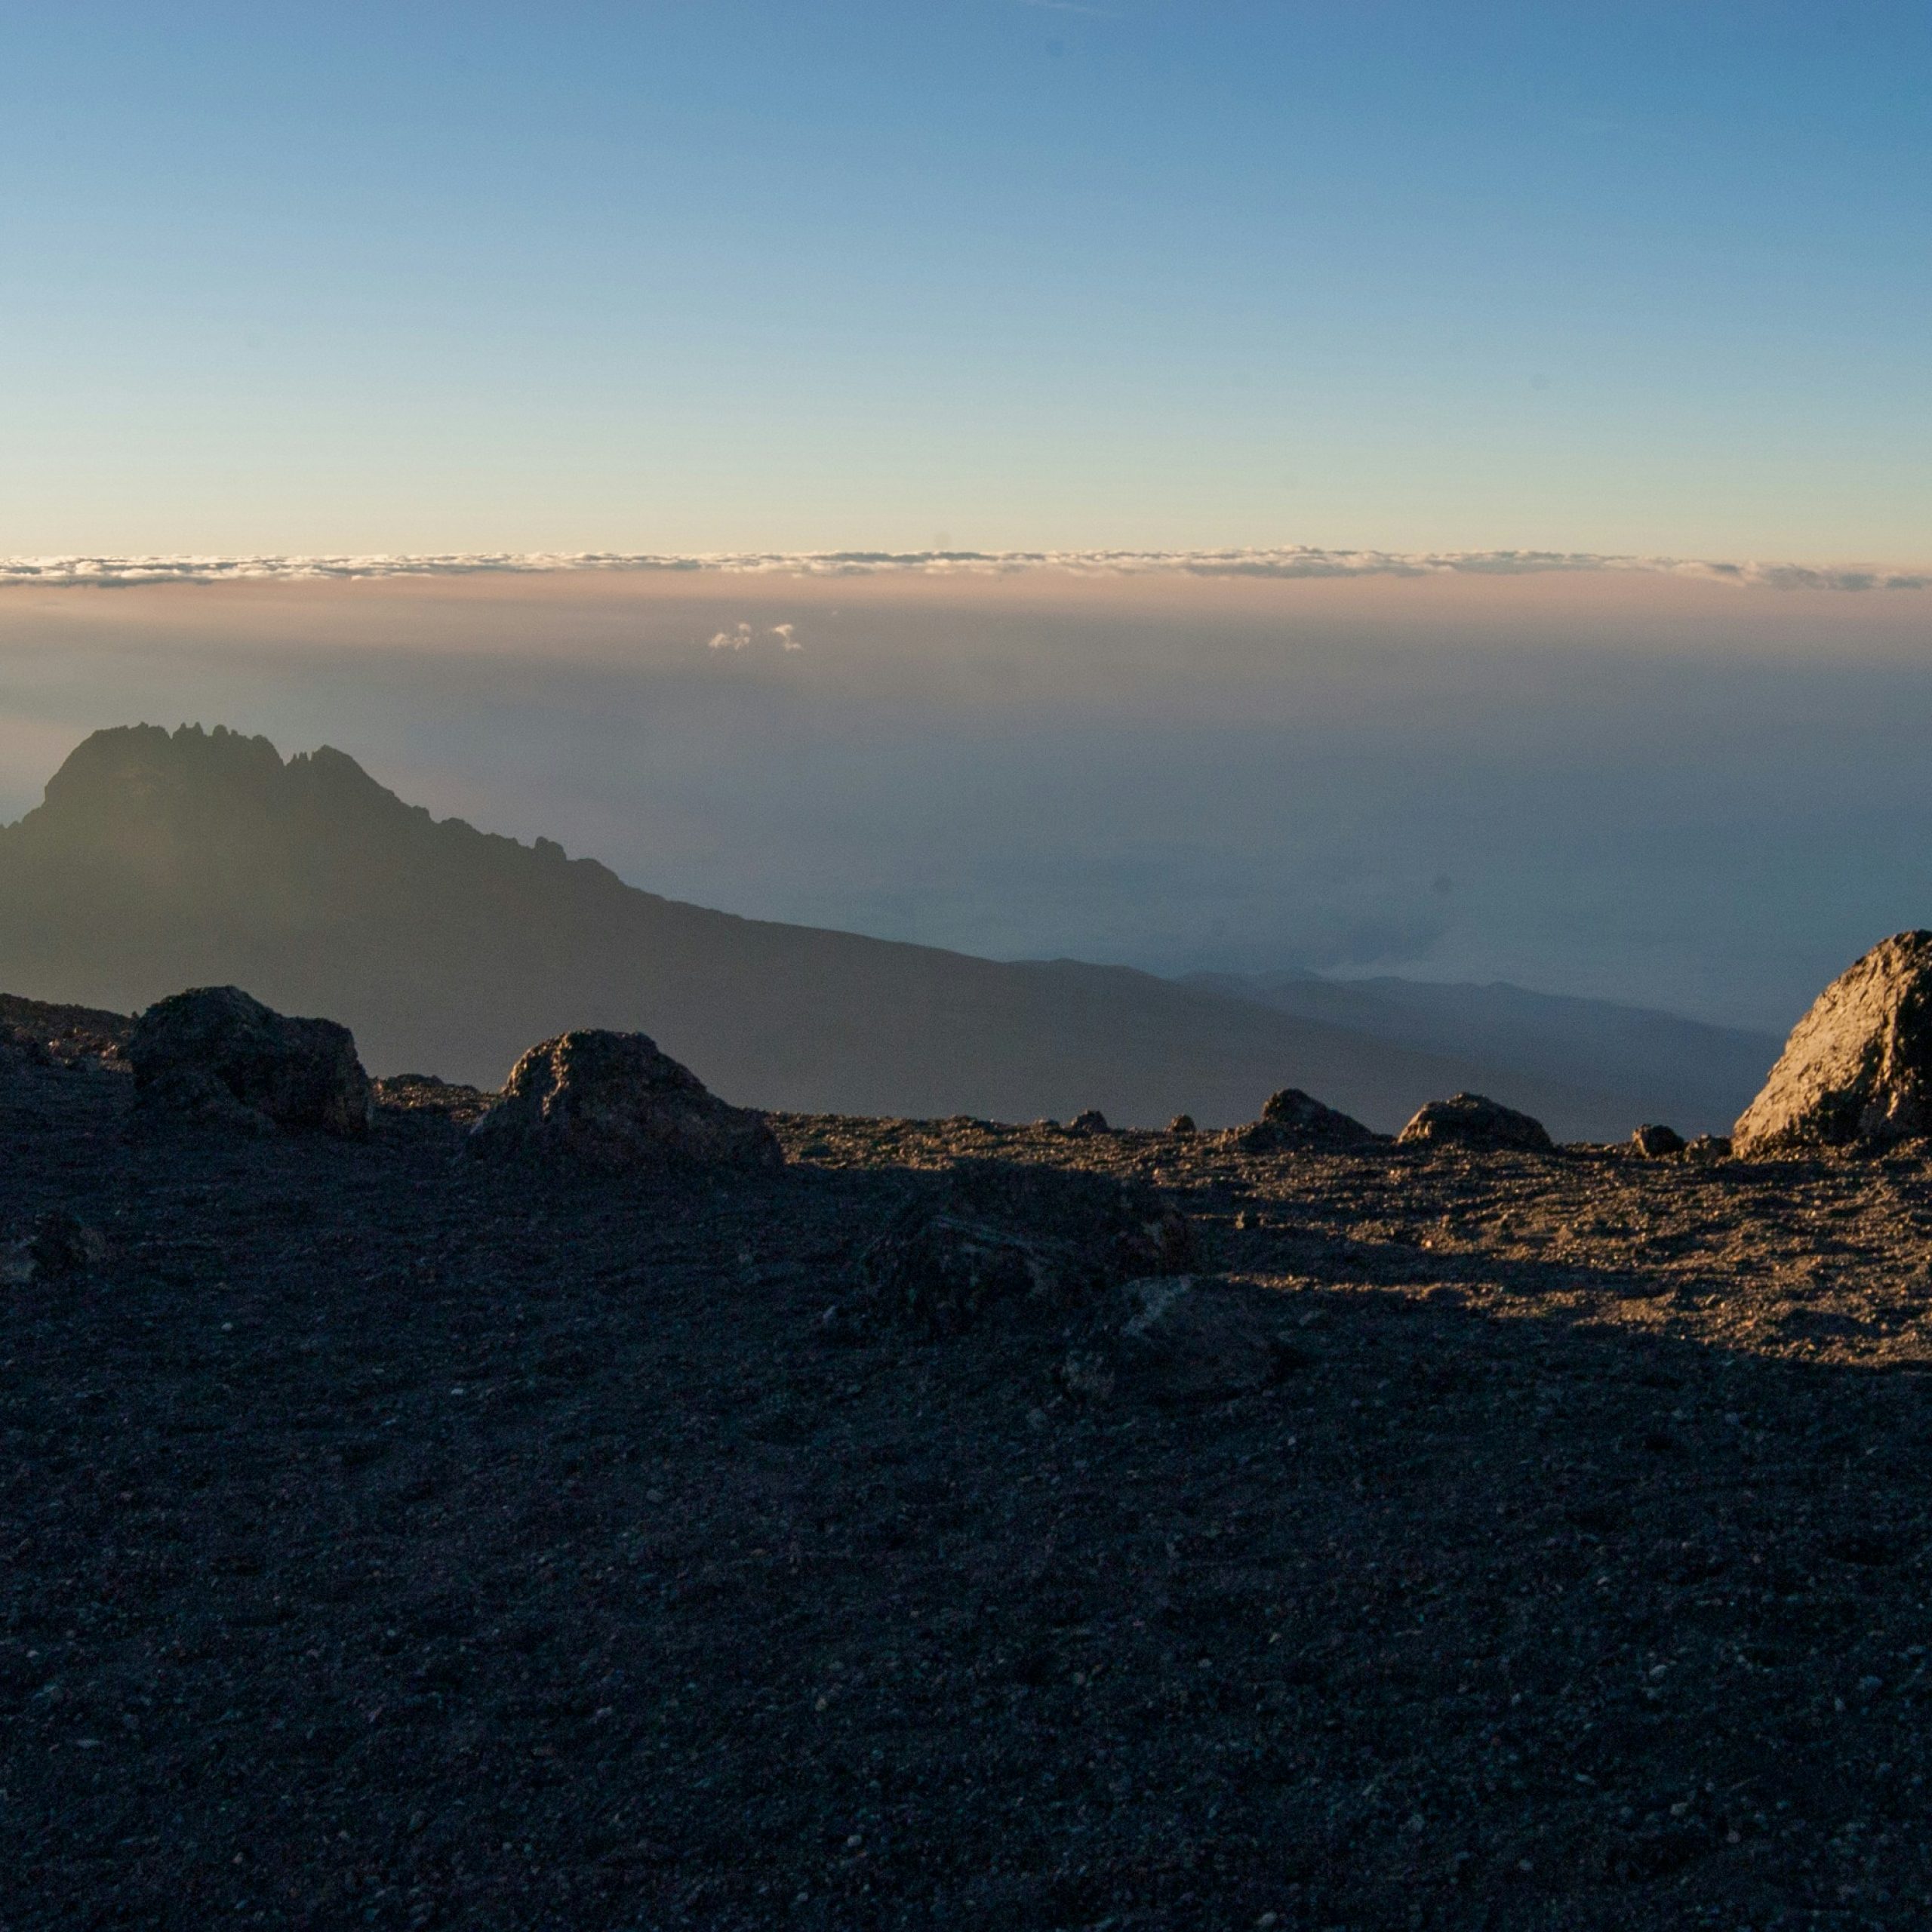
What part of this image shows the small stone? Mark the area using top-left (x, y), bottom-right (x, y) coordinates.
top-left (1237, 1088), bottom-right (1377, 1152)
top-left (1062, 1275), bottom-right (1304, 1406)
top-left (1168, 1113), bottom-right (1196, 1134)
top-left (1629, 1122), bottom-right (1685, 1158)
top-left (29, 1212), bottom-right (106, 1278)
top-left (1068, 1109), bottom-right (1110, 1134)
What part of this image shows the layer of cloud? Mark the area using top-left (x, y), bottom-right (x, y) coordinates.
top-left (1, 547), bottom-right (1927, 592)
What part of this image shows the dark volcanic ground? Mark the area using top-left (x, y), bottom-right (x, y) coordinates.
top-left (7, 1042), bottom-right (1932, 1929)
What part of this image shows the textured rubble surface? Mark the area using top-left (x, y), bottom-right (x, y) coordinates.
top-left (7, 1057), bottom-right (1932, 1928)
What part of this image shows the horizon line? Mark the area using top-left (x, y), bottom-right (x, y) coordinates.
top-left (2, 546), bottom-right (1930, 594)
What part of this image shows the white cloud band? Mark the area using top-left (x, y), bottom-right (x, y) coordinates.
top-left (1, 547), bottom-right (1926, 592)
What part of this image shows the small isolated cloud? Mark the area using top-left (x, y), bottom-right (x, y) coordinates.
top-left (707, 621), bottom-right (801, 654)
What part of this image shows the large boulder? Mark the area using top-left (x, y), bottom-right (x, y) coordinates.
top-left (128, 986), bottom-right (373, 1137)
top-left (1733, 931), bottom-right (1932, 1156)
top-left (1235, 1087), bottom-right (1378, 1152)
top-left (1397, 1091), bottom-right (1552, 1153)
top-left (844, 1162), bottom-right (1192, 1337)
top-left (467, 1029), bottom-right (782, 1173)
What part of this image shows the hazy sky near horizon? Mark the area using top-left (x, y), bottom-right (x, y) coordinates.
top-left (2, 565), bottom-right (1930, 1034)
top-left (2, 2), bottom-right (1927, 561)
top-left (7, 10), bottom-right (1928, 1038)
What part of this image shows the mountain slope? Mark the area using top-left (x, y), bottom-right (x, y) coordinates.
top-left (1184, 970), bottom-right (1779, 1139)
top-left (0, 725), bottom-right (1742, 1137)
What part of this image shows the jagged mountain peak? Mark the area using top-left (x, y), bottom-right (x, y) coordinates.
top-left (45, 721), bottom-right (280, 796)
top-left (36, 724), bottom-right (395, 820)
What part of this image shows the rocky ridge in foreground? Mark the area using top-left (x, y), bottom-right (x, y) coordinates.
top-left (7, 980), bottom-right (1932, 1930)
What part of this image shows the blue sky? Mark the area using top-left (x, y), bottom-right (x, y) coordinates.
top-left (2, 2), bottom-right (1927, 558)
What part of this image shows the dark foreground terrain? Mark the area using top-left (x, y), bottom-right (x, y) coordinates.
top-left (6, 1041), bottom-right (1932, 1929)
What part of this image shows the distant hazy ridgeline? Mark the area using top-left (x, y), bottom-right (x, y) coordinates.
top-left (1184, 971), bottom-right (1777, 1152)
top-left (0, 725), bottom-right (1777, 1137)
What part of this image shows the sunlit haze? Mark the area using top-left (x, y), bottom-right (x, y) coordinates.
top-left (2, 559), bottom-right (1930, 1032)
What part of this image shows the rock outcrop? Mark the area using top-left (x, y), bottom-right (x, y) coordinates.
top-left (1236, 1087), bottom-right (1378, 1152)
top-left (844, 1162), bottom-right (1192, 1336)
top-left (1060, 1275), bottom-right (1300, 1405)
top-left (1630, 1123), bottom-right (1686, 1159)
top-left (128, 986), bottom-right (374, 1137)
top-left (467, 1029), bottom-right (782, 1173)
top-left (1732, 932), bottom-right (1932, 1156)
top-left (1397, 1091), bottom-right (1552, 1153)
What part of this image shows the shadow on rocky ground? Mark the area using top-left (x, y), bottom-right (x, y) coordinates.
top-left (7, 1051), bottom-right (1932, 1929)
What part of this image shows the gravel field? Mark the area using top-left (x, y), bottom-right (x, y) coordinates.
top-left (6, 1037), bottom-right (1932, 1930)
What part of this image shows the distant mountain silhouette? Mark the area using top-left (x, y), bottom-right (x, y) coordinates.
top-left (1183, 970), bottom-right (1778, 1141)
top-left (0, 725), bottom-right (1771, 1136)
